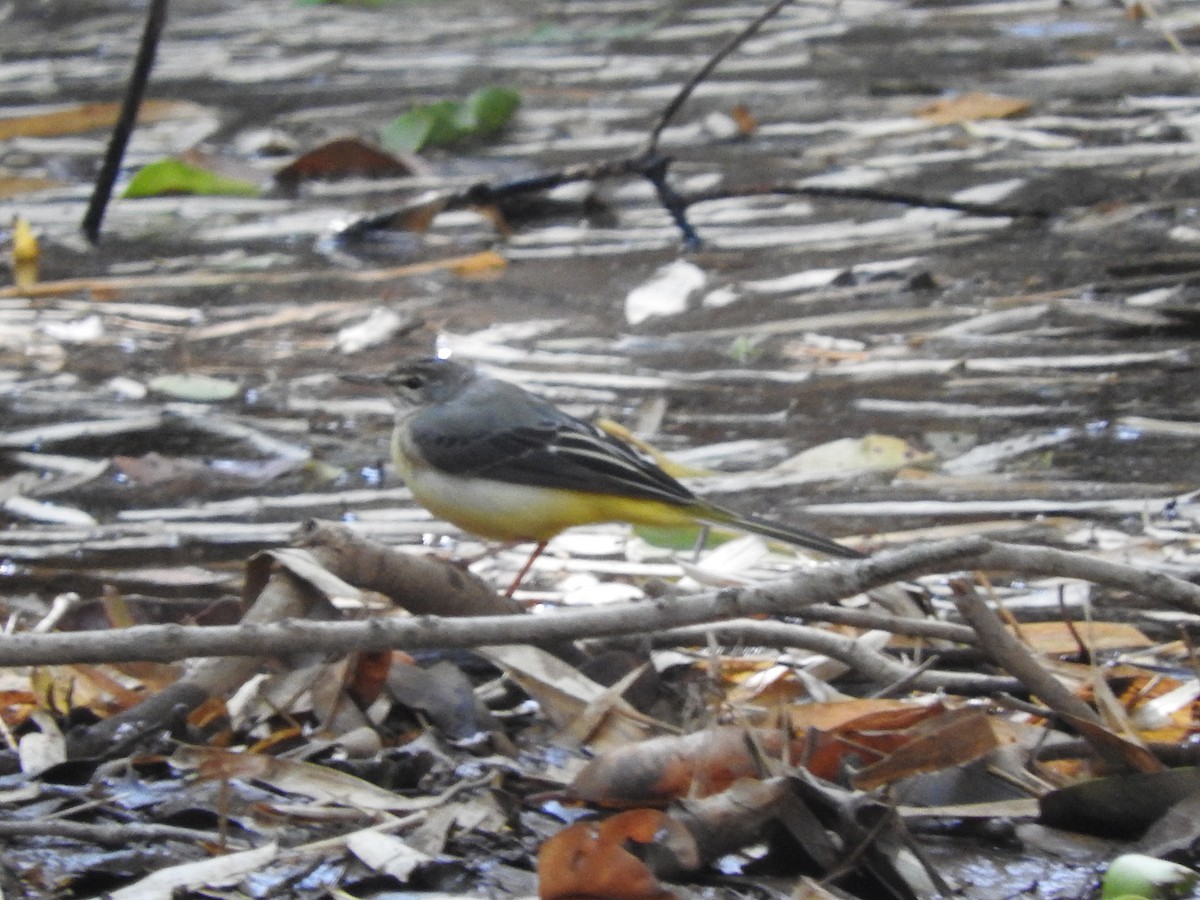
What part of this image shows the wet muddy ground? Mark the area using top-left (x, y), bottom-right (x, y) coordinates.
top-left (3, 0), bottom-right (1200, 895)
top-left (5, 0), bottom-right (1200, 551)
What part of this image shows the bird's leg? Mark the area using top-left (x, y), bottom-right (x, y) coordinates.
top-left (690, 524), bottom-right (710, 562)
top-left (505, 541), bottom-right (547, 598)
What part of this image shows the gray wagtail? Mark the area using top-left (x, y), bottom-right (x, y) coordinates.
top-left (347, 356), bottom-right (862, 593)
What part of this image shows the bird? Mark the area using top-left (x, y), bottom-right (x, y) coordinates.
top-left (347, 356), bottom-right (862, 594)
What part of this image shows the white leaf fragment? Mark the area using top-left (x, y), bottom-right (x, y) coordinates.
top-left (338, 307), bottom-right (408, 354)
top-left (624, 259), bottom-right (707, 325)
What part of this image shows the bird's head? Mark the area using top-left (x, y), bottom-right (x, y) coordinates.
top-left (342, 356), bottom-right (475, 406)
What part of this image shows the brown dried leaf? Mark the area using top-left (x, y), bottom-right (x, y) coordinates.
top-left (850, 707), bottom-right (1000, 790)
top-left (1018, 620), bottom-right (1153, 656)
top-left (0, 175), bottom-right (63, 199)
top-left (569, 727), bottom-right (801, 806)
top-left (176, 744), bottom-right (431, 810)
top-left (449, 248), bottom-right (507, 278)
top-left (670, 777), bottom-right (789, 868)
top-left (538, 810), bottom-right (678, 900)
top-left (275, 138), bottom-right (416, 186)
top-left (0, 99), bottom-right (199, 139)
top-left (915, 91), bottom-right (1031, 125)
top-left (730, 104), bottom-right (757, 135)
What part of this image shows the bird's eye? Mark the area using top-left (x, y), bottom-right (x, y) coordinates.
top-left (402, 374), bottom-right (424, 390)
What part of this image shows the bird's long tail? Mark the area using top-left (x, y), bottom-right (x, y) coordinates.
top-left (701, 503), bottom-right (864, 559)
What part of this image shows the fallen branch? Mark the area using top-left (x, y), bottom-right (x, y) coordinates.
top-left (65, 553), bottom-right (330, 758)
top-left (969, 542), bottom-right (1200, 616)
top-left (950, 579), bottom-right (1164, 774)
top-left (796, 605), bottom-right (976, 644)
top-left (0, 537), bottom-right (984, 667)
top-left (950, 580), bottom-right (1100, 724)
top-left (649, 619), bottom-right (1018, 696)
top-left (1, 536), bottom-right (1198, 671)
top-left (0, 817), bottom-right (244, 849)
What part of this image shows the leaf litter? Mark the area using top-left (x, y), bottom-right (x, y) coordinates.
top-left (3, 0), bottom-right (1200, 898)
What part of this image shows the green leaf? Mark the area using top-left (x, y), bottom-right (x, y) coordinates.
top-left (123, 159), bottom-right (259, 198)
top-left (380, 88), bottom-right (520, 153)
top-left (380, 103), bottom-right (451, 154)
top-left (632, 523), bottom-right (737, 551)
top-left (1102, 855), bottom-right (1198, 900)
top-left (457, 87), bottom-right (521, 135)
top-left (148, 373), bottom-right (241, 402)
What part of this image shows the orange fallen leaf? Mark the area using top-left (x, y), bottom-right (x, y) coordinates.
top-left (789, 698), bottom-right (937, 734)
top-left (0, 689), bottom-right (39, 729)
top-left (187, 696), bottom-right (231, 732)
top-left (569, 727), bottom-right (801, 806)
top-left (0, 99), bottom-right (199, 140)
top-left (0, 175), bottom-right (63, 200)
top-left (1018, 620), bottom-right (1152, 657)
top-left (347, 650), bottom-right (393, 707)
top-left (538, 810), bottom-right (677, 900)
top-left (730, 104), bottom-right (757, 136)
top-left (915, 92), bottom-right (1031, 125)
top-left (850, 706), bottom-right (1000, 789)
top-left (450, 248), bottom-right (507, 278)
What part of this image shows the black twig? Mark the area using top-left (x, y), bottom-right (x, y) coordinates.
top-left (688, 182), bottom-right (1051, 220)
top-left (642, 0), bottom-right (795, 157)
top-left (641, 153), bottom-right (702, 250)
top-left (81, 0), bottom-right (168, 244)
top-left (340, 0), bottom-right (799, 249)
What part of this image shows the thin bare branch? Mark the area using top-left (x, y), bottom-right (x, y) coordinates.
top-left (650, 619), bottom-right (1017, 695)
top-left (950, 581), bottom-right (1101, 726)
top-left (642, 0), bottom-right (795, 156)
top-left (0, 538), bottom-right (987, 667)
top-left (0, 818), bottom-right (245, 849)
top-left (1, 536), bottom-right (1197, 671)
top-left (81, 0), bottom-right (168, 243)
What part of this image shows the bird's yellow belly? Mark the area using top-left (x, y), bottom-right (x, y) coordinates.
top-left (402, 466), bottom-right (694, 542)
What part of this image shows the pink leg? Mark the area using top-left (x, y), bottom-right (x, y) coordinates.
top-left (505, 541), bottom-right (547, 598)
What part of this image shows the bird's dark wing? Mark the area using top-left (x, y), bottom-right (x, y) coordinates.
top-left (408, 380), bottom-right (696, 505)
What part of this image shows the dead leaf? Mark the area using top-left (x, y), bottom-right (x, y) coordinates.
top-left (274, 138), bottom-right (416, 186)
top-left (569, 727), bottom-right (801, 806)
top-left (175, 744), bottom-right (443, 811)
top-left (0, 99), bottom-right (201, 140)
top-left (1018, 620), bottom-right (1153, 656)
top-left (625, 260), bottom-right (706, 326)
top-left (730, 104), bottom-right (757, 136)
top-left (0, 175), bottom-right (63, 199)
top-left (788, 698), bottom-right (930, 734)
top-left (915, 92), bottom-right (1031, 125)
top-left (480, 645), bottom-right (658, 751)
top-left (772, 434), bottom-right (932, 476)
top-left (850, 707), bottom-right (1001, 789)
top-left (1039, 768), bottom-right (1200, 838)
top-left (348, 650), bottom-right (393, 707)
top-left (450, 249), bottom-right (507, 278)
top-left (11, 216), bottom-right (38, 289)
top-left (347, 830), bottom-right (432, 882)
top-left (670, 777), bottom-right (789, 867)
top-left (538, 810), bottom-right (678, 900)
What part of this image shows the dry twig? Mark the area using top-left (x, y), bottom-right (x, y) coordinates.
top-left (5, 536), bottom-right (1199, 673)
